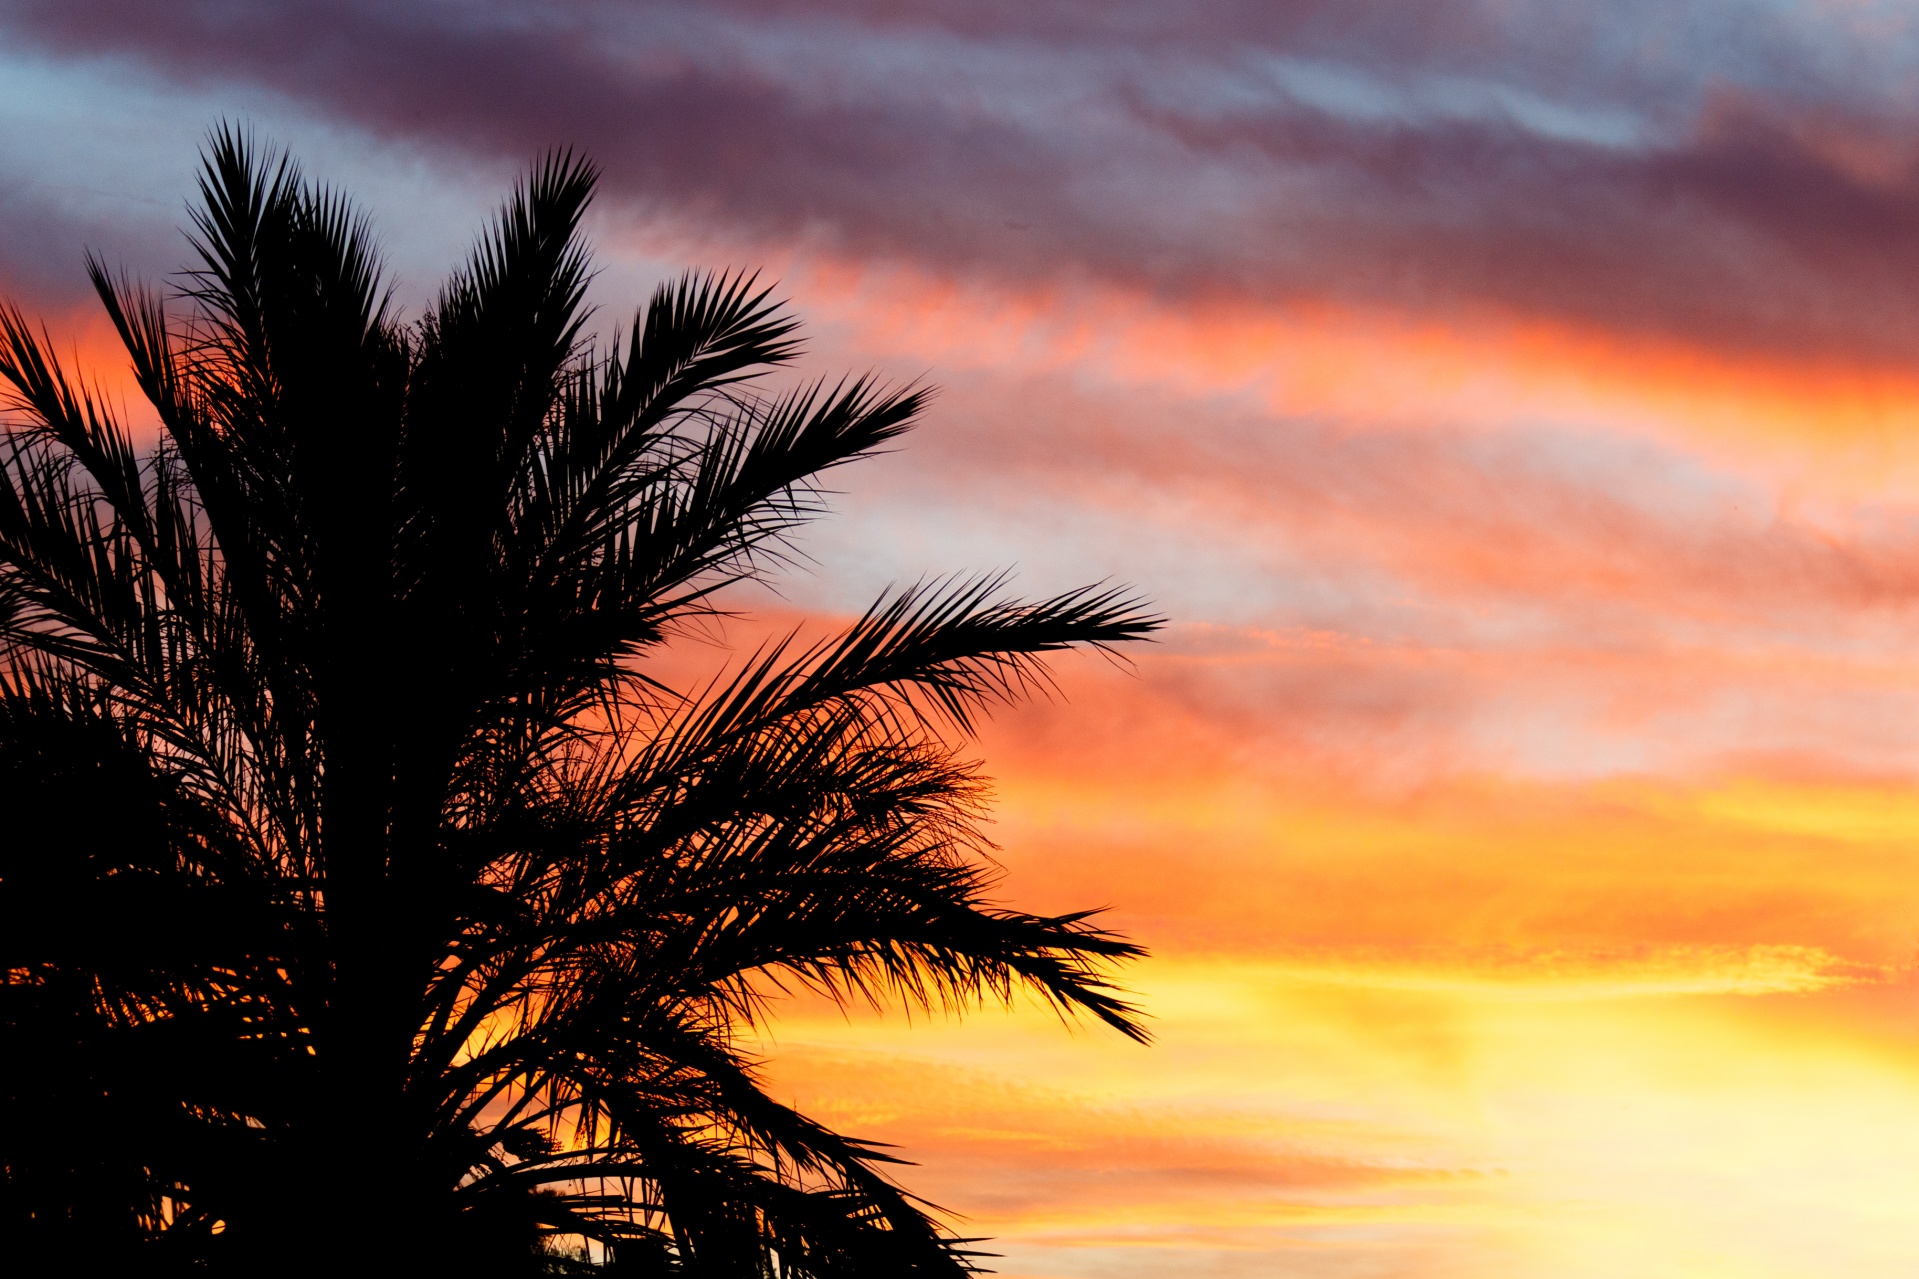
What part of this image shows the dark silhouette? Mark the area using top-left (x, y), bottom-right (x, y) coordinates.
top-left (0, 130), bottom-right (1157, 1275)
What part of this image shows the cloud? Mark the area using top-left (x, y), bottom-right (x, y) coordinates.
top-left (960, 658), bottom-right (1919, 960)
top-left (783, 349), bottom-right (1919, 655)
top-left (753, 952), bottom-right (1919, 1279)
top-left (8, 1), bottom-right (1919, 358)
top-left (760, 1039), bottom-right (1492, 1247)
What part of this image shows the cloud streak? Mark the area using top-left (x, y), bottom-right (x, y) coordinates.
top-left (11, 1), bottom-right (1919, 357)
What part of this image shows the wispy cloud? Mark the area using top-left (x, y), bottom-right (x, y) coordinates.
top-left (12, 1), bottom-right (1919, 356)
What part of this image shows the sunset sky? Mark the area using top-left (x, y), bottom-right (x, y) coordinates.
top-left (11, 2), bottom-right (1919, 1274)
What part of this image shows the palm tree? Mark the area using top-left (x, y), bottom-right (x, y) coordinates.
top-left (0, 129), bottom-right (1158, 1276)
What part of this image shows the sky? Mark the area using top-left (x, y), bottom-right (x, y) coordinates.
top-left (7, 1), bottom-right (1919, 1274)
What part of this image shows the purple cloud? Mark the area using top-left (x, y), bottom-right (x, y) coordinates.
top-left (6, 0), bottom-right (1919, 356)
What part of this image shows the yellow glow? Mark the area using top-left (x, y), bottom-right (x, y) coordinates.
top-left (1681, 778), bottom-right (1919, 843)
top-left (759, 948), bottom-right (1919, 1278)
top-left (739, 747), bottom-right (1919, 1278)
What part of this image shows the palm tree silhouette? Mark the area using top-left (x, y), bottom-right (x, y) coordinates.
top-left (0, 129), bottom-right (1158, 1275)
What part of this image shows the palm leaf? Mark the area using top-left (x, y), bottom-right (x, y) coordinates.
top-left (0, 127), bottom-right (1160, 1275)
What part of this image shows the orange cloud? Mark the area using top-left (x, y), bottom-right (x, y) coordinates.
top-left (967, 657), bottom-right (1919, 964)
top-left (783, 257), bottom-right (1919, 492)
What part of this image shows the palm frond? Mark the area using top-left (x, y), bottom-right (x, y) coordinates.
top-left (0, 128), bottom-right (1159, 1275)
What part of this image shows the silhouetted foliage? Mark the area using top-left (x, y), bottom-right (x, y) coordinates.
top-left (0, 128), bottom-right (1158, 1276)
